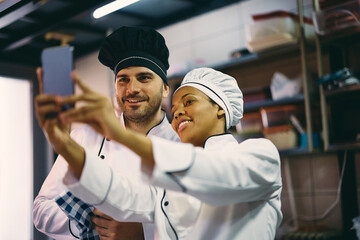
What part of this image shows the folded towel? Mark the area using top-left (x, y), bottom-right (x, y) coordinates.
top-left (56, 191), bottom-right (100, 240)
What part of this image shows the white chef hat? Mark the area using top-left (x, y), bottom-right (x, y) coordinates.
top-left (176, 67), bottom-right (243, 130)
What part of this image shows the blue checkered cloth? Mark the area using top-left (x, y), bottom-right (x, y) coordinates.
top-left (56, 191), bottom-right (100, 240)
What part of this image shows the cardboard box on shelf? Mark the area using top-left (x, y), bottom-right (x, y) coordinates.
top-left (262, 125), bottom-right (298, 150)
top-left (236, 112), bottom-right (263, 134)
top-left (260, 104), bottom-right (304, 129)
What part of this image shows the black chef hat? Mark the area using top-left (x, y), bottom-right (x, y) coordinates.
top-left (98, 26), bottom-right (169, 84)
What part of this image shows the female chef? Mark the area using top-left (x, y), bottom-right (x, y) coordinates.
top-left (59, 67), bottom-right (283, 239)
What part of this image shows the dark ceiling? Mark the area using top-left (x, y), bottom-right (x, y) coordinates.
top-left (0, 0), bottom-right (241, 67)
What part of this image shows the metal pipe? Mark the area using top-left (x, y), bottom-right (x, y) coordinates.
top-left (313, 0), bottom-right (329, 151)
top-left (297, 0), bottom-right (313, 152)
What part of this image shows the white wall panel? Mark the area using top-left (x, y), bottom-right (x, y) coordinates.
top-left (0, 77), bottom-right (33, 240)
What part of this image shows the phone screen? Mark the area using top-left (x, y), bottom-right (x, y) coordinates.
top-left (41, 45), bottom-right (74, 110)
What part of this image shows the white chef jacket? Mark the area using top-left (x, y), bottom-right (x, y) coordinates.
top-left (33, 113), bottom-right (179, 240)
top-left (63, 133), bottom-right (282, 239)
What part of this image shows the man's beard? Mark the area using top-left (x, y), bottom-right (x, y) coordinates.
top-left (117, 89), bottom-right (163, 125)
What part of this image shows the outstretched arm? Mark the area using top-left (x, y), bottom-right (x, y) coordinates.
top-left (59, 74), bottom-right (282, 208)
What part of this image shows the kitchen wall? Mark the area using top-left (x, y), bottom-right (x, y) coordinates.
top-left (159, 0), bottom-right (313, 76)
top-left (75, 0), bottom-right (314, 97)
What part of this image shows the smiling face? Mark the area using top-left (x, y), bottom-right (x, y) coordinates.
top-left (171, 86), bottom-right (226, 147)
top-left (115, 66), bottom-right (169, 125)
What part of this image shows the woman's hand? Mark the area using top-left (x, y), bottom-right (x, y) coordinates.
top-left (59, 73), bottom-right (122, 141)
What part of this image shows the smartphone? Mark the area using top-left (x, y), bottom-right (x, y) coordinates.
top-left (41, 45), bottom-right (74, 110)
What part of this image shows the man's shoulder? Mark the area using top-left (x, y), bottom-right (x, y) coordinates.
top-left (148, 115), bottom-right (180, 142)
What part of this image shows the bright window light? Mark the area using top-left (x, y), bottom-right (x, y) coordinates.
top-left (0, 76), bottom-right (33, 239)
top-left (93, 0), bottom-right (140, 19)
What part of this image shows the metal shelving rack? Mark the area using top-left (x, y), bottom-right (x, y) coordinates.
top-left (312, 0), bottom-right (360, 238)
top-left (313, 0), bottom-right (360, 152)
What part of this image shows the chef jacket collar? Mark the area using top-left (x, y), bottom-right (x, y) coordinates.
top-left (119, 111), bottom-right (172, 137)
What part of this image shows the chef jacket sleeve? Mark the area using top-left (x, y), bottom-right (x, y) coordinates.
top-left (150, 136), bottom-right (282, 206)
top-left (63, 148), bottom-right (157, 223)
top-left (32, 128), bottom-right (88, 239)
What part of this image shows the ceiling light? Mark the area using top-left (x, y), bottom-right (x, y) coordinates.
top-left (93, 0), bottom-right (139, 19)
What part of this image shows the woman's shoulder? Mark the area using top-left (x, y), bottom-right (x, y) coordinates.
top-left (238, 138), bottom-right (280, 159)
